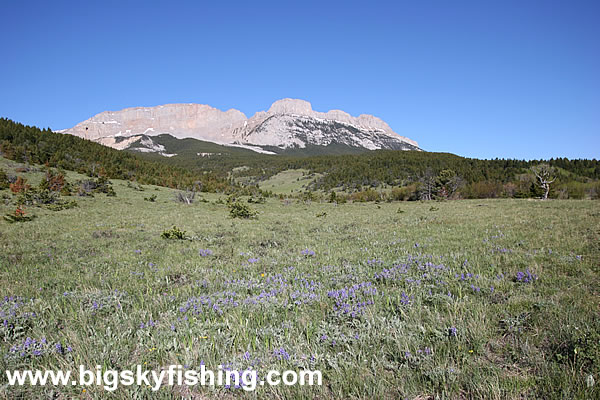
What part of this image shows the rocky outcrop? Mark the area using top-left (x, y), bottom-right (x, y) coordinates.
top-left (62, 99), bottom-right (419, 153)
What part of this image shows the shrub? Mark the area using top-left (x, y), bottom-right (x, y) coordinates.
top-left (461, 181), bottom-right (504, 199)
top-left (0, 168), bottom-right (8, 190)
top-left (16, 187), bottom-right (77, 211)
top-left (39, 169), bottom-right (67, 193)
top-left (46, 200), bottom-right (78, 211)
top-left (77, 176), bottom-right (116, 197)
top-left (228, 200), bottom-right (258, 219)
top-left (9, 177), bottom-right (30, 194)
top-left (17, 188), bottom-right (59, 206)
top-left (97, 176), bottom-right (116, 197)
top-left (349, 188), bottom-right (384, 202)
top-left (328, 191), bottom-right (337, 203)
top-left (300, 191), bottom-right (317, 203)
top-left (161, 226), bottom-right (187, 240)
top-left (3, 206), bottom-right (35, 223)
top-left (144, 194), bottom-right (157, 202)
top-left (336, 194), bottom-right (348, 204)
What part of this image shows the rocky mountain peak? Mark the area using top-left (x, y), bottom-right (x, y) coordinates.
top-left (62, 99), bottom-right (420, 154)
top-left (267, 98), bottom-right (313, 115)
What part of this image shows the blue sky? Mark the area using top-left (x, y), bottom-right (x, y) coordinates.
top-left (1, 0), bottom-right (598, 159)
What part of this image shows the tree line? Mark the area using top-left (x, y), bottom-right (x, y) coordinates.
top-left (1, 117), bottom-right (598, 199)
top-left (0, 118), bottom-right (230, 192)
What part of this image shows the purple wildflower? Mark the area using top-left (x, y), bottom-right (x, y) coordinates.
top-left (273, 347), bottom-right (290, 361)
top-left (515, 269), bottom-right (537, 283)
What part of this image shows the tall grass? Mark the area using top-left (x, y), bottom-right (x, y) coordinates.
top-left (0, 159), bottom-right (598, 398)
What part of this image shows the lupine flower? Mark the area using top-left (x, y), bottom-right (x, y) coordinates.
top-left (515, 269), bottom-right (537, 283)
top-left (273, 347), bottom-right (290, 360)
top-left (400, 292), bottom-right (411, 306)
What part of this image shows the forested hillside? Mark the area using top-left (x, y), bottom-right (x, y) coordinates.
top-left (0, 118), bottom-right (229, 191)
top-left (1, 117), bottom-right (598, 199)
top-left (135, 137), bottom-right (600, 199)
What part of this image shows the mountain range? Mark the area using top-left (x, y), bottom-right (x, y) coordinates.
top-left (60, 99), bottom-right (420, 156)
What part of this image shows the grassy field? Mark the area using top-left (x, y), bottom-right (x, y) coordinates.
top-left (257, 169), bottom-right (323, 195)
top-left (0, 159), bottom-right (599, 399)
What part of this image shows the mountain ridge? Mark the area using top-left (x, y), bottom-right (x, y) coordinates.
top-left (61, 99), bottom-right (420, 155)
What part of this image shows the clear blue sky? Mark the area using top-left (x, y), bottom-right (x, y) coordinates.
top-left (1, 0), bottom-right (598, 160)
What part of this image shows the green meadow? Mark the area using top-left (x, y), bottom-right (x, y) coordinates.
top-left (0, 157), bottom-right (599, 399)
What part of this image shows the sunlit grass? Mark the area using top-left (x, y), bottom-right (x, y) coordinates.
top-left (0, 158), bottom-right (598, 398)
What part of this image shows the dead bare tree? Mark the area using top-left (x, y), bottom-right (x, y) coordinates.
top-left (531, 163), bottom-right (556, 200)
top-left (417, 168), bottom-right (436, 200)
top-left (175, 190), bottom-right (195, 204)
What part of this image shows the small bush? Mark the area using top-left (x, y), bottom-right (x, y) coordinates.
top-left (18, 188), bottom-right (59, 206)
top-left (228, 200), bottom-right (258, 219)
top-left (0, 168), bottom-right (9, 190)
top-left (329, 191), bottom-right (337, 203)
top-left (3, 206), bottom-right (35, 223)
top-left (349, 188), bottom-right (384, 202)
top-left (46, 200), bottom-right (78, 211)
top-left (16, 188), bottom-right (78, 211)
top-left (161, 226), bottom-right (187, 240)
top-left (39, 169), bottom-right (68, 193)
top-left (10, 177), bottom-right (30, 194)
top-left (144, 194), bottom-right (157, 202)
top-left (77, 176), bottom-right (116, 197)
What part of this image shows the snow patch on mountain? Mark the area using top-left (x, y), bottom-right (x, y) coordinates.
top-left (61, 99), bottom-right (420, 155)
